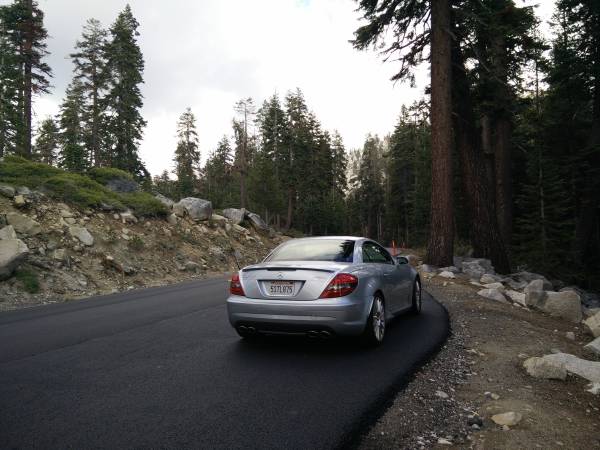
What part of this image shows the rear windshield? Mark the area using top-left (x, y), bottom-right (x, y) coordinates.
top-left (266, 239), bottom-right (355, 262)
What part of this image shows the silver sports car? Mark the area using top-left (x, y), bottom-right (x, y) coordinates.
top-left (226, 236), bottom-right (421, 345)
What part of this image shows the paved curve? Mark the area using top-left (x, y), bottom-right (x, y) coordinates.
top-left (0, 277), bottom-right (448, 449)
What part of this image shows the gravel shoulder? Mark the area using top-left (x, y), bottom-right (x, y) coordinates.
top-left (360, 275), bottom-right (600, 449)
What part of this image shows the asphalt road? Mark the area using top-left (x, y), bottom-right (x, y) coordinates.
top-left (0, 277), bottom-right (449, 449)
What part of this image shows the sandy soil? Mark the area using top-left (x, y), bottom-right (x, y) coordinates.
top-left (360, 275), bottom-right (600, 449)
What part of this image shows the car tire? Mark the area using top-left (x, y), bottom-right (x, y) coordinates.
top-left (410, 278), bottom-right (422, 315)
top-left (363, 294), bottom-right (386, 346)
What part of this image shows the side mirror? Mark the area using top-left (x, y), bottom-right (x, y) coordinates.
top-left (395, 256), bottom-right (409, 265)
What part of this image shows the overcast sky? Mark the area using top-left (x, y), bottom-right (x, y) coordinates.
top-left (6, 0), bottom-right (555, 176)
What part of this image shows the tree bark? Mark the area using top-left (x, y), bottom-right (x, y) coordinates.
top-left (494, 117), bottom-right (512, 244)
top-left (426, 0), bottom-right (454, 267)
top-left (452, 47), bottom-right (511, 274)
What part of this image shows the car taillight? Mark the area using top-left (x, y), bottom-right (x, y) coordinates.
top-left (319, 273), bottom-right (358, 298)
top-left (230, 273), bottom-right (245, 296)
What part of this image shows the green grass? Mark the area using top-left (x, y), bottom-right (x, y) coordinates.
top-left (14, 268), bottom-right (40, 294)
top-left (0, 156), bottom-right (167, 217)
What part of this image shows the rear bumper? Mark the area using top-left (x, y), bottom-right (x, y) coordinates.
top-left (226, 295), bottom-right (370, 336)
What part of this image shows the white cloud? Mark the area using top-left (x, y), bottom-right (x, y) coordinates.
top-left (5, 0), bottom-right (557, 176)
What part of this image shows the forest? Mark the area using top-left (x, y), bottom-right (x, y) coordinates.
top-left (0, 0), bottom-right (598, 290)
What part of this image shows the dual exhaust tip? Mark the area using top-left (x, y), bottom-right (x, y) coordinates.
top-left (237, 326), bottom-right (332, 339)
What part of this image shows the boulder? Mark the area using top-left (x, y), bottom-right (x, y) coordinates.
top-left (439, 266), bottom-right (460, 273)
top-left (184, 261), bottom-right (201, 272)
top-left (16, 186), bottom-right (31, 196)
top-left (477, 288), bottom-right (508, 303)
top-left (167, 213), bottom-right (178, 226)
top-left (438, 271), bottom-right (456, 279)
top-left (120, 210), bottom-right (138, 224)
top-left (523, 356), bottom-right (567, 380)
top-left (210, 214), bottom-right (229, 224)
top-left (584, 312), bottom-right (600, 338)
top-left (60, 209), bottom-right (74, 218)
top-left (480, 273), bottom-right (502, 284)
top-left (539, 290), bottom-right (582, 323)
top-left (514, 271), bottom-right (553, 290)
top-left (13, 195), bottom-right (26, 206)
top-left (505, 289), bottom-right (527, 306)
top-left (0, 184), bottom-right (15, 198)
top-left (524, 279), bottom-right (546, 307)
top-left (155, 193), bottom-right (174, 208)
top-left (6, 212), bottom-right (42, 235)
top-left (246, 212), bottom-right (268, 231)
top-left (0, 225), bottom-right (17, 240)
top-left (173, 197), bottom-right (212, 221)
top-left (584, 337), bottom-right (600, 359)
top-left (0, 239), bottom-right (29, 280)
top-left (68, 226), bottom-right (94, 246)
top-left (540, 352), bottom-right (600, 384)
top-left (483, 282), bottom-right (505, 291)
top-left (222, 208), bottom-right (246, 225)
top-left (491, 412), bottom-right (522, 427)
top-left (462, 258), bottom-right (494, 279)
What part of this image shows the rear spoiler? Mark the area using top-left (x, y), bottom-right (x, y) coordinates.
top-left (242, 266), bottom-right (335, 273)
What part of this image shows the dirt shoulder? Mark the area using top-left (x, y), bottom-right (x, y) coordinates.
top-left (360, 275), bottom-right (600, 449)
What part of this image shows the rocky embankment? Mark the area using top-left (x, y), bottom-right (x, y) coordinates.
top-left (0, 184), bottom-right (287, 311)
top-left (362, 255), bottom-right (600, 449)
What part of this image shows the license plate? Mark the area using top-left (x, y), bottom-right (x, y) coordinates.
top-left (268, 280), bottom-right (295, 296)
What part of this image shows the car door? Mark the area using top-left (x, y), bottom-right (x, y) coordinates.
top-left (394, 256), bottom-right (414, 309)
top-left (362, 242), bottom-right (399, 312)
top-left (371, 242), bottom-right (404, 313)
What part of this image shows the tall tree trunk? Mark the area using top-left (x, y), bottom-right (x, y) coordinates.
top-left (494, 118), bottom-right (512, 244)
top-left (480, 114), bottom-right (496, 199)
top-left (426, 0), bottom-right (454, 267)
top-left (22, 0), bottom-right (33, 158)
top-left (286, 187), bottom-right (294, 230)
top-left (453, 47), bottom-right (511, 273)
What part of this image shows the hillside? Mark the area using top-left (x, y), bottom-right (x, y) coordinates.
top-left (0, 158), bottom-right (287, 311)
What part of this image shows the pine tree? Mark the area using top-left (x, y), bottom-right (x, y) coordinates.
top-left (103, 4), bottom-right (147, 178)
top-left (0, 4), bottom-right (21, 157)
top-left (58, 80), bottom-right (88, 172)
top-left (33, 116), bottom-right (58, 165)
top-left (70, 18), bottom-right (109, 167)
top-left (233, 98), bottom-right (256, 209)
top-left (173, 107), bottom-right (200, 197)
top-left (203, 136), bottom-right (236, 207)
top-left (355, 135), bottom-right (385, 239)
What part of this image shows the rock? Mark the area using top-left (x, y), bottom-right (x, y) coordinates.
top-left (210, 214), bottom-right (228, 224)
top-left (420, 264), bottom-right (438, 273)
top-left (540, 290), bottom-right (582, 323)
top-left (505, 289), bottom-right (527, 306)
top-left (0, 225), bottom-right (17, 240)
top-left (584, 337), bottom-right (600, 359)
top-left (13, 195), bottom-right (26, 206)
top-left (439, 266), bottom-right (460, 273)
top-left (184, 261), bottom-right (201, 272)
top-left (102, 255), bottom-right (135, 275)
top-left (167, 213), bottom-right (178, 226)
top-left (0, 183), bottom-right (15, 198)
top-left (222, 208), bottom-right (246, 225)
top-left (173, 197), bottom-right (213, 221)
top-left (6, 212), bottom-right (42, 235)
top-left (480, 273), bottom-right (501, 284)
top-left (435, 390), bottom-right (449, 399)
top-left (523, 356), bottom-right (568, 380)
top-left (246, 212), bottom-right (268, 231)
top-left (462, 258), bottom-right (494, 279)
top-left (105, 178), bottom-right (139, 193)
top-left (64, 217), bottom-right (77, 225)
top-left (584, 312), bottom-right (600, 338)
top-left (60, 209), bottom-right (74, 218)
top-left (507, 279), bottom-right (528, 291)
top-left (541, 352), bottom-right (600, 384)
top-left (566, 331), bottom-right (576, 340)
top-left (68, 226), bottom-right (94, 246)
top-left (524, 279), bottom-right (546, 307)
top-left (438, 271), bottom-right (456, 279)
top-left (16, 186), bottom-right (31, 195)
top-left (515, 271), bottom-right (553, 290)
top-left (467, 415), bottom-right (483, 427)
top-left (232, 224), bottom-right (247, 234)
top-left (52, 248), bottom-right (68, 263)
top-left (120, 210), bottom-right (138, 224)
top-left (491, 412), bottom-right (522, 427)
top-left (477, 288), bottom-right (508, 303)
top-left (0, 239), bottom-right (29, 280)
top-left (437, 438), bottom-right (452, 445)
top-left (405, 254), bottom-right (420, 267)
top-left (155, 193), bottom-right (174, 208)
top-left (587, 382), bottom-right (600, 395)
top-left (483, 282), bottom-right (505, 291)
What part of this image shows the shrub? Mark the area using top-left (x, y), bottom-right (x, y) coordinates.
top-left (15, 269), bottom-right (40, 294)
top-left (128, 235), bottom-right (145, 251)
top-left (121, 191), bottom-right (167, 217)
top-left (88, 167), bottom-right (134, 184)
